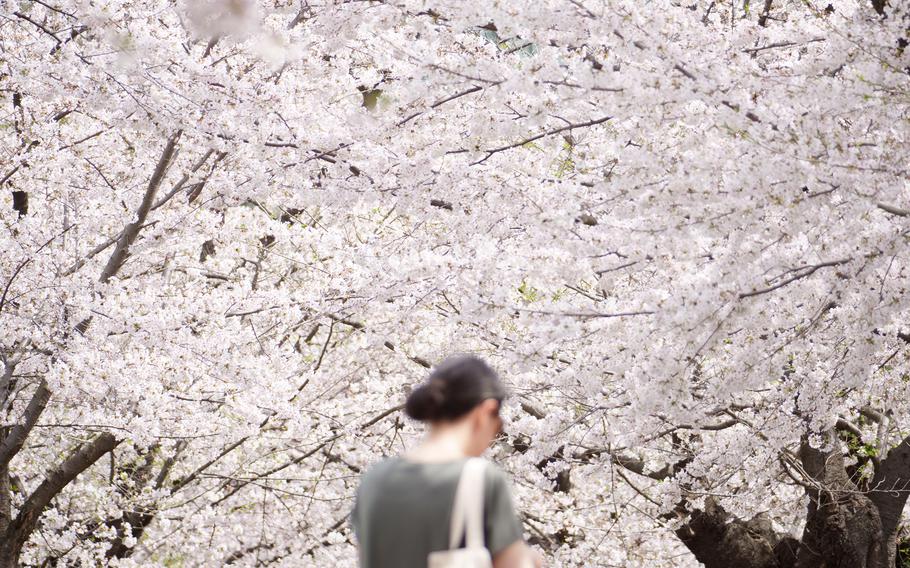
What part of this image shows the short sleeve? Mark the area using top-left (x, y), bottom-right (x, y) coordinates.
top-left (483, 465), bottom-right (524, 555)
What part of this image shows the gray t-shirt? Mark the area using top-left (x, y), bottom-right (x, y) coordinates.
top-left (351, 457), bottom-right (524, 568)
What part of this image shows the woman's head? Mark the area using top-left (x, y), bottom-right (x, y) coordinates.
top-left (405, 355), bottom-right (506, 453)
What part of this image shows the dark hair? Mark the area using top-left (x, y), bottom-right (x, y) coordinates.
top-left (404, 355), bottom-right (506, 422)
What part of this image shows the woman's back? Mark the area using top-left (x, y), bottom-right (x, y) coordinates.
top-left (351, 456), bottom-right (523, 568)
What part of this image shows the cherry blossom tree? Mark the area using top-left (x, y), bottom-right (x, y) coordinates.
top-left (1, 0), bottom-right (908, 566)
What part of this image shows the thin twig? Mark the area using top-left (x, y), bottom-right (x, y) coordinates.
top-left (469, 115), bottom-right (612, 165)
top-left (738, 258), bottom-right (851, 298)
top-left (398, 85), bottom-right (488, 126)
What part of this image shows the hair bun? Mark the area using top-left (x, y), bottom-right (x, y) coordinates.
top-left (403, 355), bottom-right (506, 422)
top-left (404, 380), bottom-right (446, 421)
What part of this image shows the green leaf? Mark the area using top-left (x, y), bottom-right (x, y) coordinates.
top-left (518, 279), bottom-right (541, 303)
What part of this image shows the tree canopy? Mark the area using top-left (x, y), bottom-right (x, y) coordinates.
top-left (1, 0), bottom-right (908, 566)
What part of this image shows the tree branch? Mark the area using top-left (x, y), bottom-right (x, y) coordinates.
top-left (0, 381), bottom-right (50, 469)
top-left (151, 149), bottom-right (217, 210)
top-left (860, 406), bottom-right (887, 423)
top-left (3, 433), bottom-right (120, 556)
top-left (738, 258), bottom-right (851, 299)
top-left (2, 225), bottom-right (76, 314)
top-left (0, 356), bottom-right (19, 409)
top-left (58, 223), bottom-right (155, 278)
top-left (795, 430), bottom-right (886, 567)
top-left (835, 417), bottom-right (863, 438)
top-left (99, 132), bottom-right (181, 283)
top-left (606, 451), bottom-right (690, 481)
top-left (13, 11), bottom-right (61, 45)
top-left (210, 434), bottom-right (341, 506)
top-left (398, 84), bottom-right (493, 127)
top-left (743, 38), bottom-right (825, 54)
top-left (877, 202), bottom-right (909, 217)
top-left (469, 115), bottom-right (612, 165)
top-left (170, 436), bottom-right (248, 494)
top-left (323, 313), bottom-right (432, 368)
top-left (360, 404), bottom-right (405, 429)
top-left (758, 0), bottom-right (774, 26)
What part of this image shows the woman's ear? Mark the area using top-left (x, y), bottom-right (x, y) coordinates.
top-left (469, 399), bottom-right (494, 430)
top-left (478, 398), bottom-right (498, 416)
top-left (477, 399), bottom-right (499, 431)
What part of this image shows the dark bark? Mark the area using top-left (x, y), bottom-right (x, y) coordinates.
top-left (103, 447), bottom-right (157, 558)
top-left (11, 191), bottom-right (27, 217)
top-left (794, 432), bottom-right (884, 568)
top-left (758, 0), bottom-right (774, 27)
top-left (0, 431), bottom-right (10, 539)
top-left (105, 507), bottom-right (156, 559)
top-left (795, 488), bottom-right (883, 568)
top-left (103, 444), bottom-right (182, 559)
top-left (871, 0), bottom-right (886, 15)
top-left (65, 442), bottom-right (183, 559)
top-left (187, 151), bottom-right (226, 204)
top-left (0, 433), bottom-right (120, 568)
top-left (869, 435), bottom-right (910, 567)
top-left (676, 498), bottom-right (798, 568)
top-left (536, 446), bottom-right (572, 493)
top-left (609, 451), bottom-right (692, 481)
top-left (0, 380), bottom-right (50, 469)
top-left (617, 425), bottom-right (907, 568)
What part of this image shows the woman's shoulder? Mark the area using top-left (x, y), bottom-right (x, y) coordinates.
top-left (480, 458), bottom-right (512, 487)
top-left (359, 455), bottom-right (510, 484)
top-left (359, 455), bottom-right (403, 482)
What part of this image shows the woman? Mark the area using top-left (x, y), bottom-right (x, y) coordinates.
top-left (351, 355), bottom-right (543, 568)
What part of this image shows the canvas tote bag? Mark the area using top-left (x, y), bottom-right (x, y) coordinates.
top-left (427, 458), bottom-right (493, 568)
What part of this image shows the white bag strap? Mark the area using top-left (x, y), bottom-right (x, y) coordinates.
top-left (448, 458), bottom-right (487, 550)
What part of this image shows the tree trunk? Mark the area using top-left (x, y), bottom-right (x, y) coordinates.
top-left (792, 432), bottom-right (883, 567)
top-left (868, 436), bottom-right (910, 568)
top-left (672, 429), bottom-right (907, 568)
top-left (0, 434), bottom-right (10, 537)
top-left (676, 497), bottom-right (798, 568)
top-left (794, 488), bottom-right (884, 568)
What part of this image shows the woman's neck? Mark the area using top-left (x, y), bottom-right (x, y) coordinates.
top-left (404, 423), bottom-right (473, 463)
